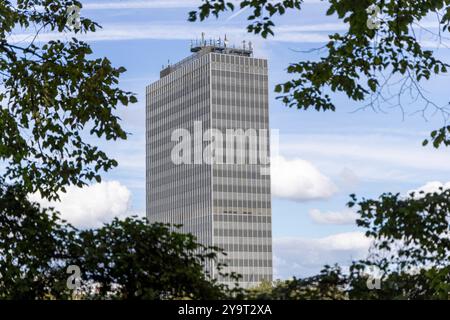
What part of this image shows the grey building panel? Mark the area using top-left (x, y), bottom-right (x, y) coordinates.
top-left (146, 45), bottom-right (272, 288)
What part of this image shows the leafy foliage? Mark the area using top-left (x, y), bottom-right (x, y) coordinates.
top-left (190, 0), bottom-right (450, 147)
top-left (0, 180), bottom-right (76, 299)
top-left (0, 1), bottom-right (242, 301)
top-left (189, 0), bottom-right (302, 38)
top-left (3, 0), bottom-right (450, 301)
top-left (247, 189), bottom-right (450, 300)
top-left (2, 183), bottom-right (449, 300)
top-left (349, 188), bottom-right (450, 299)
top-left (72, 217), bottom-right (243, 300)
top-left (0, 186), bottom-right (242, 300)
top-left (247, 265), bottom-right (348, 300)
top-left (0, 0), bottom-right (136, 200)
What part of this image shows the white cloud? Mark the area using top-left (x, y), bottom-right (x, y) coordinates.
top-left (29, 181), bottom-right (133, 229)
top-left (271, 156), bottom-right (338, 202)
top-left (273, 232), bottom-right (371, 278)
top-left (408, 181), bottom-right (450, 196)
top-left (309, 208), bottom-right (358, 225)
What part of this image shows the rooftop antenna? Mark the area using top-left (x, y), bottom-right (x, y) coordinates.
top-left (218, 36), bottom-right (222, 47)
top-left (242, 40), bottom-right (246, 50)
top-left (249, 41), bottom-right (253, 51)
top-left (224, 34), bottom-right (229, 48)
top-left (201, 32), bottom-right (205, 46)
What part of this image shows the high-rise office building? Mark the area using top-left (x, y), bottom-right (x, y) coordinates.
top-left (146, 39), bottom-right (272, 288)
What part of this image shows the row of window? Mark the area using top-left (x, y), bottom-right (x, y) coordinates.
top-left (211, 70), bottom-right (268, 81)
top-left (214, 228), bottom-right (272, 238)
top-left (148, 52), bottom-right (267, 92)
top-left (214, 214), bottom-right (271, 224)
top-left (147, 101), bottom-right (267, 133)
top-left (218, 273), bottom-right (272, 283)
top-left (148, 93), bottom-right (209, 121)
top-left (148, 118), bottom-right (266, 140)
top-left (150, 67), bottom-right (208, 95)
top-left (215, 243), bottom-right (272, 253)
top-left (160, 51), bottom-right (209, 77)
top-left (212, 64), bottom-right (267, 76)
top-left (147, 138), bottom-right (268, 160)
top-left (148, 153), bottom-right (272, 174)
top-left (147, 146), bottom-right (268, 168)
top-left (148, 169), bottom-right (210, 187)
top-left (212, 109), bottom-right (268, 122)
top-left (211, 53), bottom-right (267, 66)
top-left (148, 162), bottom-right (210, 178)
top-left (149, 190), bottom-right (211, 209)
top-left (213, 199), bottom-right (271, 210)
top-left (147, 105), bottom-right (210, 132)
top-left (149, 190), bottom-right (270, 210)
top-left (213, 183), bottom-right (271, 194)
top-left (147, 109), bottom-right (268, 142)
top-left (213, 192), bottom-right (271, 202)
top-left (147, 55), bottom-right (209, 90)
top-left (147, 210), bottom-right (212, 226)
top-left (213, 168), bottom-right (271, 180)
top-left (212, 93), bottom-right (267, 109)
top-left (212, 82), bottom-right (268, 94)
top-left (149, 88), bottom-right (208, 110)
top-left (218, 258), bottom-right (273, 268)
top-left (149, 173), bottom-right (210, 190)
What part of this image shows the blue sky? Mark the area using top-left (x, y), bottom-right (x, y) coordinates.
top-left (22, 0), bottom-right (450, 278)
